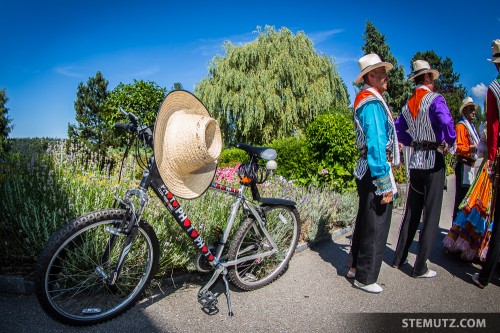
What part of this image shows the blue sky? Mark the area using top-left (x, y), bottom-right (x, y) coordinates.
top-left (1, 0), bottom-right (499, 138)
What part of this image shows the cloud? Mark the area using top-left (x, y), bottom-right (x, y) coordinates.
top-left (308, 29), bottom-right (344, 44)
top-left (131, 66), bottom-right (160, 77)
top-left (194, 32), bottom-right (255, 56)
top-left (334, 55), bottom-right (359, 65)
top-left (471, 83), bottom-right (488, 99)
top-left (55, 66), bottom-right (86, 78)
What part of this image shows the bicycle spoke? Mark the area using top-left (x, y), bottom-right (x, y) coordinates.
top-left (36, 211), bottom-right (158, 324)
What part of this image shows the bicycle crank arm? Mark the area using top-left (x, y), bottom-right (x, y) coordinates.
top-left (198, 264), bottom-right (224, 295)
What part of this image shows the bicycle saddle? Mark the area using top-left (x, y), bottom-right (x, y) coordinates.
top-left (236, 143), bottom-right (277, 161)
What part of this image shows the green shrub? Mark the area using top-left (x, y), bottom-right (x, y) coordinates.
top-left (218, 147), bottom-right (248, 167)
top-left (305, 112), bottom-right (357, 190)
top-left (271, 136), bottom-right (313, 186)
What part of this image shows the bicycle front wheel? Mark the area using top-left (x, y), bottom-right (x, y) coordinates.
top-left (35, 209), bottom-right (159, 326)
top-left (227, 205), bottom-right (300, 290)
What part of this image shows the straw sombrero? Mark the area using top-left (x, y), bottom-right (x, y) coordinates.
top-left (355, 53), bottom-right (393, 84)
top-left (154, 90), bottom-right (222, 199)
top-left (459, 96), bottom-right (478, 115)
top-left (408, 60), bottom-right (440, 81)
top-left (487, 39), bottom-right (500, 63)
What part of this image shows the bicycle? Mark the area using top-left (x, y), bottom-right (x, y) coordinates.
top-left (34, 91), bottom-right (301, 326)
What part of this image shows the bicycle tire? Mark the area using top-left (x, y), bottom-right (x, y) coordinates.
top-left (227, 205), bottom-right (300, 291)
top-left (35, 209), bottom-right (159, 326)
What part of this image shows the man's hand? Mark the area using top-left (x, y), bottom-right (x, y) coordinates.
top-left (381, 191), bottom-right (393, 204)
top-left (487, 159), bottom-right (496, 182)
top-left (437, 143), bottom-right (446, 154)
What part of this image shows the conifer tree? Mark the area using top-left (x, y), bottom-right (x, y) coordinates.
top-left (411, 51), bottom-right (467, 122)
top-left (361, 21), bottom-right (412, 115)
top-left (0, 89), bottom-right (12, 158)
top-left (68, 71), bottom-right (109, 161)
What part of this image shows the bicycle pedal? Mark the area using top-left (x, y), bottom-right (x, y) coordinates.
top-left (198, 291), bottom-right (218, 309)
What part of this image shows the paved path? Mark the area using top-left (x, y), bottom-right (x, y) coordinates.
top-left (1, 175), bottom-right (499, 332)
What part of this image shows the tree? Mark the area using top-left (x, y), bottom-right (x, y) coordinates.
top-left (195, 25), bottom-right (349, 146)
top-left (104, 80), bottom-right (166, 148)
top-left (68, 71), bottom-right (109, 160)
top-left (361, 21), bottom-right (412, 116)
top-left (410, 51), bottom-right (466, 122)
top-left (105, 80), bottom-right (167, 130)
top-left (171, 82), bottom-right (183, 91)
top-left (0, 89), bottom-right (12, 158)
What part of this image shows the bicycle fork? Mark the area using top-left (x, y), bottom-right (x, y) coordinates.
top-left (96, 191), bottom-right (146, 285)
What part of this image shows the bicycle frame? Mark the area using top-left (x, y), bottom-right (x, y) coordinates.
top-left (36, 103), bottom-right (300, 323)
top-left (115, 154), bottom-right (280, 299)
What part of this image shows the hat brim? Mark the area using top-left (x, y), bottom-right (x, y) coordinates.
top-left (154, 90), bottom-right (219, 199)
top-left (355, 62), bottom-right (393, 84)
top-left (487, 57), bottom-right (500, 63)
top-left (460, 102), bottom-right (478, 114)
top-left (409, 69), bottom-right (440, 81)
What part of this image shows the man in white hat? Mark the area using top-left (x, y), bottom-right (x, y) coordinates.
top-left (452, 97), bottom-right (480, 223)
top-left (472, 39), bottom-right (500, 289)
top-left (392, 59), bottom-right (456, 278)
top-left (347, 53), bottom-right (400, 293)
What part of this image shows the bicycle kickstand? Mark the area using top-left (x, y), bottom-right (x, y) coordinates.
top-left (221, 268), bottom-right (234, 316)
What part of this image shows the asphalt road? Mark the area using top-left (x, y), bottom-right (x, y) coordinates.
top-left (1, 175), bottom-right (499, 333)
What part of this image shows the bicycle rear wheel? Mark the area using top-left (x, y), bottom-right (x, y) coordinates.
top-left (35, 209), bottom-right (159, 326)
top-left (227, 205), bottom-right (300, 290)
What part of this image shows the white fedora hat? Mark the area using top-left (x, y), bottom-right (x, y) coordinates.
top-left (355, 53), bottom-right (393, 84)
top-left (487, 39), bottom-right (500, 63)
top-left (154, 90), bottom-right (222, 199)
top-left (459, 96), bottom-right (478, 114)
top-left (408, 60), bottom-right (440, 81)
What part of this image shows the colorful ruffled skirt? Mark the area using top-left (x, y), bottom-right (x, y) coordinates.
top-left (443, 160), bottom-right (494, 261)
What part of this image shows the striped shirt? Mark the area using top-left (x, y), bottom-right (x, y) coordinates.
top-left (395, 86), bottom-right (456, 169)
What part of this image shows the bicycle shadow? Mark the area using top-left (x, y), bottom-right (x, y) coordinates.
top-left (136, 271), bottom-right (241, 316)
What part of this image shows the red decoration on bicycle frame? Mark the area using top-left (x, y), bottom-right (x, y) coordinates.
top-left (183, 218), bottom-right (191, 227)
top-left (191, 230), bottom-right (199, 238)
top-left (201, 245), bottom-right (209, 253)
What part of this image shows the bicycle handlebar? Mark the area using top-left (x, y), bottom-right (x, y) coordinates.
top-left (115, 122), bottom-right (135, 132)
top-left (115, 109), bottom-right (154, 148)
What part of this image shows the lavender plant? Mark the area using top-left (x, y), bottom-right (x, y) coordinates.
top-left (0, 140), bottom-right (357, 278)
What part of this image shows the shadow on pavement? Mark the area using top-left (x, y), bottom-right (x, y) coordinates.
top-left (308, 236), bottom-right (352, 277)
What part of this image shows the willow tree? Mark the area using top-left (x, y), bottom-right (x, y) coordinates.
top-left (195, 25), bottom-right (349, 146)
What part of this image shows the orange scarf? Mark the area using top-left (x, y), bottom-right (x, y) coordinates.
top-left (408, 87), bottom-right (430, 119)
top-left (354, 89), bottom-right (378, 109)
